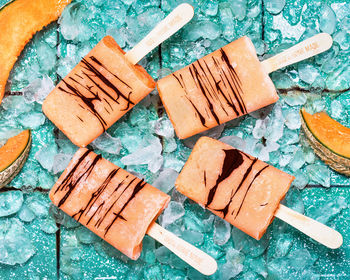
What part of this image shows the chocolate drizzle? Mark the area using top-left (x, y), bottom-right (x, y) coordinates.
top-left (205, 149), bottom-right (244, 207)
top-left (58, 55), bottom-right (134, 131)
top-left (54, 149), bottom-right (147, 236)
top-left (104, 178), bottom-right (147, 236)
top-left (204, 148), bottom-right (269, 219)
top-left (72, 168), bottom-right (120, 222)
top-left (55, 150), bottom-right (102, 208)
top-left (173, 48), bottom-right (247, 127)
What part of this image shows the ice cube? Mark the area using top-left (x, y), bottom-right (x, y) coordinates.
top-left (18, 112), bottom-right (46, 130)
top-left (333, 30), bottom-right (350, 50)
top-left (319, 4), bottom-right (337, 34)
top-left (153, 117), bottom-right (174, 138)
top-left (282, 91), bottom-right (307, 106)
top-left (140, 236), bottom-right (156, 264)
top-left (160, 201), bottom-right (185, 228)
top-left (148, 155), bottom-right (164, 173)
top-left (298, 63), bottom-right (320, 85)
top-left (183, 124), bottom-right (225, 149)
top-left (163, 137), bottom-right (177, 153)
top-left (285, 188), bottom-right (305, 214)
top-left (246, 256), bottom-right (267, 278)
top-left (36, 42), bottom-right (56, 72)
top-left (52, 153), bottom-right (73, 174)
top-left (40, 217), bottom-right (59, 234)
top-left (264, 0), bottom-right (286, 15)
top-left (23, 78), bottom-right (41, 103)
top-left (231, 0), bottom-right (247, 20)
top-left (57, 56), bottom-right (77, 79)
top-left (201, 0), bottom-right (218, 16)
top-left (2, 96), bottom-right (34, 117)
top-left (219, 135), bottom-right (246, 151)
top-left (251, 142), bottom-right (268, 161)
top-left (0, 218), bottom-right (36, 265)
top-left (155, 246), bottom-right (171, 264)
top-left (292, 170), bottom-right (309, 189)
top-left (310, 76), bottom-right (325, 93)
top-left (76, 226), bottom-right (98, 244)
top-left (284, 110), bottom-right (301, 130)
top-left (185, 21), bottom-right (221, 41)
top-left (288, 148), bottom-right (305, 172)
top-left (219, 261), bottom-right (243, 280)
top-left (121, 137), bottom-right (162, 166)
top-left (331, 99), bottom-right (345, 120)
top-left (249, 104), bottom-right (274, 119)
top-left (137, 7), bottom-right (165, 31)
top-left (92, 132), bottom-right (122, 155)
top-left (213, 217), bottom-right (231, 245)
top-left (35, 144), bottom-right (58, 173)
top-left (0, 191), bottom-right (23, 217)
top-left (18, 205), bottom-right (36, 223)
top-left (34, 75), bottom-right (55, 104)
top-left (170, 189), bottom-right (187, 204)
top-left (273, 234), bottom-right (293, 258)
top-left (152, 168), bottom-right (178, 193)
top-left (26, 193), bottom-right (49, 218)
top-left (231, 227), bottom-right (269, 257)
top-left (306, 163), bottom-right (330, 187)
top-left (307, 196), bottom-right (347, 224)
top-left (59, 3), bottom-right (87, 41)
top-left (169, 254), bottom-right (189, 270)
top-left (288, 249), bottom-right (316, 270)
top-left (271, 71), bottom-right (294, 89)
top-left (253, 117), bottom-right (269, 139)
top-left (56, 137), bottom-right (78, 155)
top-left (220, 248), bottom-right (244, 279)
top-left (181, 230), bottom-right (204, 246)
top-left (264, 104), bottom-right (285, 142)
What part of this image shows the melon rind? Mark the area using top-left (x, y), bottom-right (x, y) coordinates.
top-left (300, 111), bottom-right (350, 176)
top-left (0, 133), bottom-right (31, 188)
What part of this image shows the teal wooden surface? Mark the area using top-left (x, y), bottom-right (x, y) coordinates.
top-left (0, 0), bottom-right (349, 279)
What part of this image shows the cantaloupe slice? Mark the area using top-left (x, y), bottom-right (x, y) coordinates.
top-left (0, 130), bottom-right (31, 188)
top-left (0, 0), bottom-right (71, 103)
top-left (300, 108), bottom-right (350, 176)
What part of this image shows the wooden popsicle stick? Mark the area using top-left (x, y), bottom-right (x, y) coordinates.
top-left (275, 204), bottom-right (343, 249)
top-left (125, 3), bottom-right (194, 65)
top-left (147, 222), bottom-right (218, 275)
top-left (261, 33), bottom-right (333, 73)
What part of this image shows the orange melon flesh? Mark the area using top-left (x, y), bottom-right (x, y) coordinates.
top-left (43, 36), bottom-right (156, 147)
top-left (0, 130), bottom-right (30, 171)
top-left (175, 137), bottom-right (294, 240)
top-left (157, 36), bottom-right (278, 139)
top-left (0, 0), bottom-right (71, 103)
top-left (49, 148), bottom-right (170, 260)
top-left (301, 109), bottom-right (350, 158)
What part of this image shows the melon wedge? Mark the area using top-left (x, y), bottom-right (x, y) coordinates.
top-left (0, 130), bottom-right (31, 188)
top-left (0, 0), bottom-right (71, 103)
top-left (300, 109), bottom-right (350, 176)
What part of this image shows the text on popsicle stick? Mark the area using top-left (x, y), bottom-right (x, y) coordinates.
top-left (145, 14), bottom-right (183, 47)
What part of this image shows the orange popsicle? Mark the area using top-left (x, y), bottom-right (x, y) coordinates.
top-left (49, 148), bottom-right (170, 260)
top-left (175, 136), bottom-right (294, 240)
top-left (157, 36), bottom-right (278, 139)
top-left (43, 36), bottom-right (155, 147)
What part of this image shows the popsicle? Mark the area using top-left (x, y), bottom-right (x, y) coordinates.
top-left (50, 148), bottom-right (217, 275)
top-left (157, 33), bottom-right (333, 139)
top-left (176, 137), bottom-right (343, 248)
top-left (43, 4), bottom-right (194, 147)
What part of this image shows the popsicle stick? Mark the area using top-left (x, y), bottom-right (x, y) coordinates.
top-left (261, 33), bottom-right (333, 73)
top-left (275, 204), bottom-right (343, 249)
top-left (125, 3), bottom-right (194, 65)
top-left (147, 222), bottom-right (217, 275)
